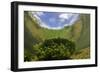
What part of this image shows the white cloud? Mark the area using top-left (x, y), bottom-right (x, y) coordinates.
top-left (58, 13), bottom-right (79, 26)
top-left (63, 14), bottom-right (79, 26)
top-left (59, 18), bottom-right (66, 22)
top-left (36, 12), bottom-right (44, 16)
top-left (40, 23), bottom-right (63, 30)
top-left (63, 24), bottom-right (69, 27)
top-left (59, 13), bottom-right (71, 19)
top-left (69, 14), bottom-right (79, 25)
top-left (30, 12), bottom-right (44, 16)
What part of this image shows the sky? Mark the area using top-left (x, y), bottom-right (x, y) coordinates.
top-left (31, 11), bottom-right (79, 30)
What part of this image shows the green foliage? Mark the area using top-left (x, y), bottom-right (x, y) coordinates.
top-left (71, 47), bottom-right (90, 59)
top-left (24, 48), bottom-right (39, 61)
top-left (24, 48), bottom-right (33, 61)
top-left (75, 14), bottom-right (90, 49)
top-left (25, 38), bottom-right (75, 61)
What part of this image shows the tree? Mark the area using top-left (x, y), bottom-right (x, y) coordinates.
top-left (34, 38), bottom-right (75, 60)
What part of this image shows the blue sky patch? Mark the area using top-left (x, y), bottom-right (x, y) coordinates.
top-left (31, 12), bottom-right (79, 30)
